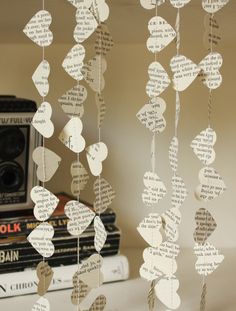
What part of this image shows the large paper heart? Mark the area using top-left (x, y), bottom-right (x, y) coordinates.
top-left (155, 277), bottom-right (181, 310)
top-left (170, 0), bottom-right (192, 8)
top-left (64, 200), bottom-right (95, 236)
top-left (32, 102), bottom-right (54, 138)
top-left (32, 147), bottom-right (61, 182)
top-left (194, 208), bottom-right (217, 245)
top-left (23, 10), bottom-right (53, 47)
top-left (147, 16), bottom-right (176, 53)
top-left (79, 254), bottom-right (104, 288)
top-left (199, 52), bottom-right (223, 89)
top-left (90, 0), bottom-right (109, 23)
top-left (95, 23), bottom-right (114, 56)
top-left (58, 84), bottom-right (87, 118)
top-left (140, 0), bottom-right (165, 10)
top-left (32, 297), bottom-right (50, 311)
top-left (195, 167), bottom-right (226, 202)
top-left (137, 213), bottom-right (163, 247)
top-left (191, 127), bottom-right (217, 165)
top-left (86, 142), bottom-right (108, 176)
top-left (93, 178), bottom-right (116, 213)
top-left (62, 44), bottom-right (85, 81)
top-left (32, 60), bottom-right (50, 97)
top-left (37, 261), bottom-right (54, 296)
top-left (31, 186), bottom-right (59, 221)
top-left (203, 14), bottom-right (221, 51)
top-left (170, 54), bottom-right (200, 91)
top-left (59, 117), bottom-right (85, 153)
top-left (202, 0), bottom-right (229, 13)
top-left (95, 93), bottom-right (106, 129)
top-left (27, 222), bottom-right (54, 258)
top-left (82, 56), bottom-right (107, 92)
top-left (71, 161), bottom-right (89, 196)
top-left (194, 242), bottom-right (224, 276)
top-left (67, 0), bottom-right (93, 8)
top-left (74, 6), bottom-right (98, 43)
top-left (169, 136), bottom-right (178, 172)
top-left (162, 207), bottom-right (181, 242)
top-left (136, 97), bottom-right (166, 133)
top-left (94, 216), bottom-right (107, 252)
top-left (142, 171), bottom-right (167, 206)
top-left (72, 276), bottom-right (91, 306)
top-left (171, 174), bottom-right (187, 209)
top-left (146, 61), bottom-right (170, 98)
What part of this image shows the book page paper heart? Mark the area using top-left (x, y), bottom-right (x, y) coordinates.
top-left (67, 0), bottom-right (93, 8)
top-left (194, 208), bottom-right (217, 245)
top-left (199, 52), bottom-right (223, 89)
top-left (74, 6), bottom-right (98, 43)
top-left (94, 178), bottom-right (116, 213)
top-left (95, 93), bottom-right (106, 128)
top-left (94, 216), bottom-right (107, 252)
top-left (32, 297), bottom-right (50, 311)
top-left (162, 207), bottom-right (181, 242)
top-left (169, 136), bottom-right (178, 172)
top-left (31, 186), bottom-right (59, 221)
top-left (158, 241), bottom-right (180, 258)
top-left (146, 61), bottom-right (170, 98)
top-left (86, 142), bottom-right (108, 176)
top-left (79, 254), bottom-right (104, 288)
top-left (32, 60), bottom-right (50, 97)
top-left (142, 171), bottom-right (167, 206)
top-left (171, 174), bottom-right (187, 209)
top-left (90, 0), bottom-right (109, 23)
top-left (203, 14), bottom-right (221, 51)
top-left (137, 213), bottom-right (163, 247)
top-left (71, 274), bottom-right (91, 305)
top-left (23, 10), bottom-right (53, 47)
top-left (27, 222), bottom-right (54, 258)
top-left (202, 0), bottom-right (229, 13)
top-left (62, 44), bottom-right (85, 81)
top-left (155, 277), bottom-right (181, 310)
top-left (37, 261), bottom-right (54, 296)
top-left (64, 200), bottom-right (95, 236)
top-left (95, 23), bottom-right (114, 56)
top-left (170, 0), bottom-right (191, 8)
top-left (140, 0), bottom-right (165, 10)
top-left (71, 161), bottom-right (89, 196)
top-left (32, 102), bottom-right (54, 138)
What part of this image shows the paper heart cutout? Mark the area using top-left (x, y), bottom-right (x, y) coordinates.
top-left (194, 242), bottom-right (224, 276)
top-left (71, 274), bottom-right (91, 305)
top-left (62, 44), bottom-right (85, 81)
top-left (27, 222), bottom-right (54, 258)
top-left (137, 213), bottom-right (163, 247)
top-left (199, 52), bottom-right (223, 89)
top-left (162, 207), bottom-right (181, 242)
top-left (93, 178), bottom-right (116, 213)
top-left (171, 174), bottom-right (187, 209)
top-left (31, 186), bottom-right (59, 221)
top-left (136, 97), bottom-right (166, 133)
top-left (95, 93), bottom-right (106, 128)
top-left (58, 84), bottom-right (87, 118)
top-left (37, 261), bottom-right (54, 296)
top-left (170, 54), bottom-right (200, 91)
top-left (158, 241), bottom-right (180, 258)
top-left (71, 161), bottom-right (89, 196)
top-left (32, 297), bottom-right (50, 311)
top-left (202, 0), bottom-right (229, 13)
top-left (32, 60), bottom-right (50, 97)
top-left (147, 16), bottom-right (176, 53)
top-left (94, 216), bottom-right (107, 252)
top-left (140, 0), bottom-right (165, 10)
top-left (194, 208), bottom-right (217, 245)
top-left (169, 136), bottom-right (178, 172)
top-left (67, 0), bottom-right (93, 8)
top-left (90, 0), bottom-right (109, 23)
top-left (85, 295), bottom-right (107, 311)
top-left (203, 14), bottom-right (221, 51)
top-left (74, 6), bottom-right (98, 43)
top-left (146, 61), bottom-right (170, 98)
top-left (155, 277), bottom-right (181, 310)
top-left (191, 127), bottom-right (217, 165)
top-left (195, 166), bottom-right (226, 202)
top-left (32, 147), bottom-right (61, 182)
top-left (82, 56), bottom-right (107, 92)
top-left (142, 171), bottom-right (167, 206)
top-left (86, 142), bottom-right (108, 176)
top-left (32, 102), bottom-right (54, 138)
top-left (170, 0), bottom-right (192, 8)
top-left (59, 117), bottom-right (85, 153)
top-left (95, 23), bottom-right (114, 56)
top-left (65, 200), bottom-right (95, 236)
top-left (79, 254), bottom-right (104, 288)
top-left (23, 10), bottom-right (53, 47)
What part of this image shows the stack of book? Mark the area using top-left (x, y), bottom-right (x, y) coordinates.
top-left (0, 193), bottom-right (129, 298)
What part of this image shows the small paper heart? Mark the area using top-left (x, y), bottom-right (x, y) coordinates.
top-left (140, 0), bottom-right (165, 10)
top-left (170, 0), bottom-right (191, 8)
top-left (62, 44), bottom-right (85, 81)
top-left (71, 274), bottom-right (91, 305)
top-left (199, 52), bottom-right (223, 89)
top-left (137, 213), bottom-right (163, 247)
top-left (79, 254), bottom-right (104, 288)
top-left (90, 0), bottom-right (109, 23)
top-left (67, 0), bottom-right (93, 8)
top-left (194, 208), bottom-right (217, 245)
top-left (74, 6), bottom-right (98, 43)
top-left (86, 142), bottom-right (108, 176)
top-left (93, 178), bottom-right (116, 213)
top-left (94, 216), bottom-right (107, 252)
top-left (32, 297), bottom-right (50, 311)
top-left (202, 0), bottom-right (229, 13)
top-left (95, 23), bottom-right (114, 56)
top-left (32, 102), bottom-right (54, 138)
top-left (37, 261), bottom-right (54, 296)
top-left (146, 61), bottom-right (170, 98)
top-left (155, 277), bottom-right (181, 310)
top-left (142, 171), bottom-right (167, 206)
top-left (71, 161), bottom-right (89, 196)
top-left (32, 60), bottom-right (50, 97)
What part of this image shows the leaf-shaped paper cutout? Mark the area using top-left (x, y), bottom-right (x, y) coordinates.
top-left (194, 208), bottom-right (217, 245)
top-left (95, 23), bottom-right (114, 56)
top-left (86, 142), bottom-right (108, 176)
top-left (93, 178), bottom-right (116, 213)
top-left (37, 261), bottom-right (54, 296)
top-left (74, 6), bottom-right (98, 43)
top-left (62, 44), bottom-right (85, 81)
top-left (137, 213), bottom-right (163, 247)
top-left (71, 161), bottom-right (89, 196)
top-left (146, 61), bottom-right (170, 98)
top-left (169, 136), bottom-right (178, 172)
top-left (202, 0), bottom-right (229, 13)
top-left (79, 254), bottom-right (104, 288)
top-left (94, 216), bottom-right (107, 252)
top-left (71, 274), bottom-right (91, 305)
top-left (32, 60), bottom-right (50, 97)
top-left (155, 277), bottom-right (181, 310)
top-left (32, 102), bottom-right (54, 138)
top-left (95, 93), bottom-right (106, 128)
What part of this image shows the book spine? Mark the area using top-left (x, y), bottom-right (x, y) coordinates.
top-left (0, 255), bottom-right (129, 298)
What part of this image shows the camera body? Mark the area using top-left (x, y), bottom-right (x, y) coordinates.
top-left (0, 96), bottom-right (39, 212)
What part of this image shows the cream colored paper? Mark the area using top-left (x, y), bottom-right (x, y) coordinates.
top-left (71, 275), bottom-right (91, 305)
top-left (170, 0), bottom-right (191, 8)
top-left (93, 177), bottom-right (116, 213)
top-left (32, 102), bottom-right (54, 138)
top-left (146, 61), bottom-right (170, 98)
top-left (94, 216), bottom-right (107, 252)
top-left (62, 44), bottom-right (85, 81)
top-left (202, 0), bottom-right (229, 13)
top-left (171, 174), bottom-right (187, 209)
top-left (203, 14), bottom-right (221, 50)
top-left (140, 0), bottom-right (165, 10)
top-left (74, 6), bottom-right (98, 43)
top-left (95, 93), bottom-right (106, 128)
top-left (86, 295), bottom-right (107, 311)
top-left (169, 136), bottom-right (178, 172)
top-left (86, 142), bottom-right (108, 176)
top-left (162, 207), bottom-right (181, 242)
top-left (155, 277), bottom-right (181, 310)
top-left (199, 52), bottom-right (223, 89)
top-left (32, 60), bottom-right (50, 97)
top-left (142, 171), bottom-right (167, 206)
top-left (32, 297), bottom-right (50, 311)
top-left (79, 254), bottom-right (104, 288)
top-left (71, 161), bottom-right (89, 195)
top-left (95, 23), bottom-right (114, 56)
top-left (67, 0), bottom-right (93, 8)
top-left (137, 213), bottom-right (163, 247)
top-left (90, 0), bottom-right (109, 23)
top-left (194, 208), bottom-right (217, 245)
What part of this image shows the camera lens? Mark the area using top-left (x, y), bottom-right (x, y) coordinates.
top-left (0, 162), bottom-right (24, 193)
top-left (0, 127), bottom-right (25, 160)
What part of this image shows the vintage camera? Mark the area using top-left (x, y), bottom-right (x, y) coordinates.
top-left (0, 96), bottom-right (39, 211)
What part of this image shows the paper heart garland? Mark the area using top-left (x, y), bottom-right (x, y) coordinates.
top-left (32, 147), bottom-right (61, 182)
top-left (142, 171), bottom-right (167, 206)
top-left (62, 44), bottom-right (85, 81)
top-left (137, 213), bottom-right (163, 247)
top-left (71, 161), bottom-right (89, 196)
top-left (32, 297), bottom-right (50, 311)
top-left (31, 186), bottom-right (59, 222)
top-left (191, 127), bottom-right (217, 165)
top-left (136, 97), bottom-right (166, 133)
top-left (90, 0), bottom-right (109, 23)
top-left (86, 142), bottom-right (108, 176)
top-left (23, 10), bottom-right (53, 47)
top-left (58, 84), bottom-right (87, 118)
top-left (95, 93), bottom-right (106, 128)
top-left (37, 261), bottom-right (54, 296)
top-left (32, 102), bottom-right (54, 138)
top-left (140, 0), bottom-right (165, 10)
top-left (94, 216), bottom-right (107, 252)
top-left (146, 61), bottom-right (170, 98)
top-left (95, 23), bottom-right (114, 56)
top-left (170, 54), bottom-right (200, 91)
top-left (32, 60), bottom-right (50, 97)
top-left (194, 242), bottom-right (224, 276)
top-left (79, 254), bottom-right (104, 288)
top-left (169, 136), bottom-right (178, 172)
top-left (155, 277), bottom-right (181, 310)
top-left (64, 200), bottom-right (95, 236)
top-left (194, 208), bottom-right (217, 245)
top-left (93, 178), bottom-right (116, 213)
top-left (71, 275), bottom-right (91, 305)
top-left (27, 222), bottom-right (54, 258)
top-left (162, 207), bottom-right (181, 242)
top-left (195, 166), bottom-right (226, 202)
top-left (74, 6), bottom-right (98, 43)
top-left (67, 0), bottom-right (93, 8)
top-left (202, 0), bottom-right (229, 13)
top-left (203, 14), bottom-right (221, 51)
top-left (147, 16), bottom-right (176, 53)
top-left (199, 52), bottom-right (223, 89)
top-left (59, 117), bottom-right (85, 153)
top-left (171, 174), bottom-right (188, 209)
